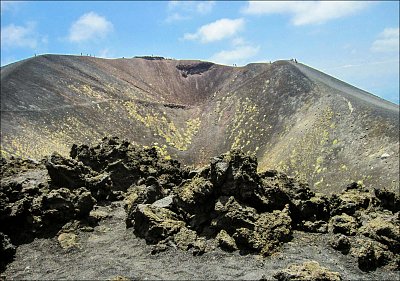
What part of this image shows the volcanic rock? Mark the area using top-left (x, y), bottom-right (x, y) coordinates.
top-left (210, 150), bottom-right (261, 205)
top-left (124, 183), bottom-right (165, 228)
top-left (329, 234), bottom-right (351, 254)
top-left (216, 229), bottom-right (238, 252)
top-left (329, 213), bottom-right (359, 236)
top-left (0, 233), bottom-right (16, 270)
top-left (330, 182), bottom-right (371, 216)
top-left (233, 207), bottom-right (292, 256)
top-left (45, 153), bottom-right (93, 189)
top-left (173, 176), bottom-right (214, 216)
top-left (0, 157), bottom-right (97, 247)
top-left (173, 226), bottom-right (198, 251)
top-left (211, 196), bottom-right (258, 233)
top-left (301, 220), bottom-right (328, 233)
top-left (373, 188), bottom-right (400, 212)
top-left (359, 211), bottom-right (400, 254)
top-left (1, 137), bottom-right (399, 278)
top-left (356, 240), bottom-right (393, 272)
top-left (57, 232), bottom-right (79, 249)
top-left (73, 187), bottom-right (97, 217)
top-left (273, 260), bottom-right (342, 281)
top-left (132, 204), bottom-right (185, 244)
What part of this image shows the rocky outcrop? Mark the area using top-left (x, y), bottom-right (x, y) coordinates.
top-left (1, 137), bottom-right (399, 273)
top-left (124, 150), bottom-right (295, 256)
top-left (132, 204), bottom-right (185, 243)
top-left (233, 207), bottom-right (292, 256)
top-left (359, 211), bottom-right (399, 254)
top-left (330, 182), bottom-right (371, 216)
top-left (124, 150), bottom-right (399, 269)
top-left (70, 137), bottom-right (183, 193)
top-left (273, 261), bottom-right (342, 281)
top-left (329, 234), bottom-right (351, 254)
top-left (325, 183), bottom-right (400, 271)
top-left (329, 213), bottom-right (359, 236)
top-left (0, 166), bottom-right (97, 245)
top-left (0, 233), bottom-right (16, 271)
top-left (216, 229), bottom-right (237, 252)
top-left (176, 62), bottom-right (214, 77)
top-left (260, 170), bottom-right (330, 233)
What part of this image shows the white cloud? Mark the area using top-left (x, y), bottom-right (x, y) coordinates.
top-left (322, 59), bottom-right (399, 103)
top-left (1, 1), bottom-right (22, 13)
top-left (165, 12), bottom-right (190, 23)
top-left (232, 37), bottom-right (247, 47)
top-left (210, 45), bottom-right (260, 65)
top-left (166, 1), bottom-right (215, 22)
top-left (68, 12), bottom-right (113, 43)
top-left (371, 28), bottom-right (399, 53)
top-left (326, 59), bottom-right (400, 71)
top-left (184, 18), bottom-right (245, 43)
top-left (196, 1), bottom-right (216, 14)
top-left (1, 22), bottom-right (39, 49)
top-left (242, 1), bottom-right (370, 25)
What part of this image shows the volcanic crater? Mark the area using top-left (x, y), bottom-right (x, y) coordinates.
top-left (1, 55), bottom-right (399, 279)
top-left (1, 55), bottom-right (398, 193)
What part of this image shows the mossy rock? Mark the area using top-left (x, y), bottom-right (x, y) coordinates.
top-left (356, 240), bottom-right (394, 272)
top-left (216, 229), bottom-right (237, 252)
top-left (329, 213), bottom-right (359, 236)
top-left (0, 232), bottom-right (16, 270)
top-left (124, 184), bottom-right (164, 228)
top-left (174, 177), bottom-right (214, 208)
top-left (359, 212), bottom-right (400, 254)
top-left (132, 204), bottom-right (185, 244)
top-left (58, 232), bottom-right (79, 249)
top-left (233, 208), bottom-right (292, 256)
top-left (330, 183), bottom-right (372, 216)
top-left (173, 176), bottom-right (214, 220)
top-left (211, 196), bottom-right (258, 233)
top-left (330, 234), bottom-right (351, 254)
top-left (273, 260), bottom-right (342, 281)
top-left (173, 226), bottom-right (198, 251)
top-left (45, 153), bottom-right (93, 189)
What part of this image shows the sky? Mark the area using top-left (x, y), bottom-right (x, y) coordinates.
top-left (1, 1), bottom-right (399, 104)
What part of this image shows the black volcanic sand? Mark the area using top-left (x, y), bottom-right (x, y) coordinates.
top-left (4, 202), bottom-right (398, 281)
top-left (1, 137), bottom-right (399, 280)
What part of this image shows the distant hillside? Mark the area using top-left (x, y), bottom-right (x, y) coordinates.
top-left (1, 54), bottom-right (398, 193)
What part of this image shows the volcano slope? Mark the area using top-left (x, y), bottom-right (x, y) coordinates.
top-left (1, 54), bottom-right (399, 195)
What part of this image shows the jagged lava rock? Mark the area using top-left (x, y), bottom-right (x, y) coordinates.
top-left (132, 204), bottom-right (185, 244)
top-left (359, 211), bottom-right (400, 254)
top-left (356, 240), bottom-right (395, 272)
top-left (329, 213), bottom-right (359, 236)
top-left (273, 261), bottom-right (342, 281)
top-left (233, 206), bottom-right (292, 256)
top-left (0, 232), bottom-right (16, 270)
top-left (329, 234), bottom-right (351, 254)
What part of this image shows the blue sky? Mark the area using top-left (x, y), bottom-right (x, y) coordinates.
top-left (1, 1), bottom-right (399, 103)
